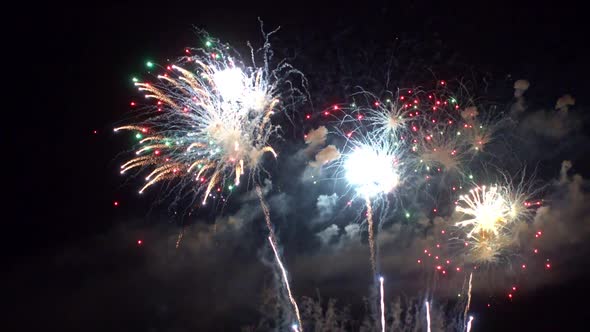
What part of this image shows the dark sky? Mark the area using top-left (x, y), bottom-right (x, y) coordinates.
top-left (9, 1), bottom-right (590, 331)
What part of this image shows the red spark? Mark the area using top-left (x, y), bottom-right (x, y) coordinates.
top-left (137, 240), bottom-right (142, 245)
top-left (113, 201), bottom-right (119, 206)
top-left (417, 259), bottom-right (422, 263)
top-left (522, 264), bottom-right (526, 269)
top-left (130, 101), bottom-right (136, 106)
top-left (512, 286), bottom-right (517, 291)
top-left (442, 270), bottom-right (446, 274)
top-left (487, 303), bottom-right (491, 308)
top-left (305, 114), bottom-right (311, 119)
top-left (534, 249), bottom-right (538, 254)
top-left (324, 111), bottom-right (329, 116)
top-left (456, 267), bottom-right (461, 272)
top-left (93, 130), bottom-right (97, 134)
top-left (333, 105), bottom-right (339, 110)
top-left (508, 293), bottom-right (513, 299)
top-left (374, 101), bottom-right (380, 106)
top-left (436, 265), bottom-right (442, 270)
top-left (433, 208), bottom-right (437, 213)
top-left (546, 263), bottom-right (551, 269)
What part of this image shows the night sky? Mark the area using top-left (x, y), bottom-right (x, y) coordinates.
top-left (9, 1), bottom-right (590, 331)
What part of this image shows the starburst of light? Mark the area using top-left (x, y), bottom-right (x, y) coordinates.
top-left (115, 34), bottom-right (305, 205)
top-left (344, 138), bottom-right (400, 198)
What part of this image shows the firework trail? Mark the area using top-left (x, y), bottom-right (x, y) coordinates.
top-left (425, 301), bottom-right (431, 332)
top-left (366, 196), bottom-right (377, 275)
top-left (464, 272), bottom-right (473, 330)
top-left (466, 316), bottom-right (474, 332)
top-left (257, 184), bottom-right (302, 328)
top-left (256, 185), bottom-right (276, 238)
top-left (268, 236), bottom-right (302, 331)
top-left (379, 276), bottom-right (385, 332)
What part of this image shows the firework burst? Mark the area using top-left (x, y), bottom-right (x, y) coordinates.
top-left (115, 31), bottom-right (306, 205)
top-left (455, 176), bottom-right (537, 263)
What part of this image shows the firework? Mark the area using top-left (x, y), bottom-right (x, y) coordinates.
top-left (116, 30), bottom-right (306, 331)
top-left (115, 32), bottom-right (305, 205)
top-left (455, 180), bottom-right (534, 262)
top-left (343, 137), bottom-right (401, 199)
top-left (342, 135), bottom-right (402, 273)
top-left (346, 90), bottom-right (412, 139)
top-left (414, 123), bottom-right (469, 173)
